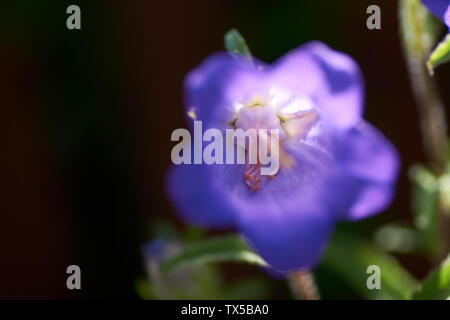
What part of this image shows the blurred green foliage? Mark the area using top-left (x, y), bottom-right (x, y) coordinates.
top-left (322, 231), bottom-right (419, 299)
top-left (413, 255), bottom-right (450, 299)
top-left (410, 165), bottom-right (440, 258)
top-left (139, 229), bottom-right (271, 300)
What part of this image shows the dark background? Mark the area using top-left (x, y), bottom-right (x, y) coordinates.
top-left (1, 0), bottom-right (449, 299)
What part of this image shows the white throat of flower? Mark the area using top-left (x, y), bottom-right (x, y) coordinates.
top-left (230, 87), bottom-right (319, 191)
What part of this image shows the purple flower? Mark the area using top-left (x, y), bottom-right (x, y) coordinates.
top-left (166, 41), bottom-right (400, 273)
top-left (422, 0), bottom-right (450, 28)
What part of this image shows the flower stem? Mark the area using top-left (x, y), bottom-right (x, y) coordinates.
top-left (400, 0), bottom-right (448, 173)
top-left (288, 270), bottom-right (320, 300)
top-left (406, 51), bottom-right (448, 173)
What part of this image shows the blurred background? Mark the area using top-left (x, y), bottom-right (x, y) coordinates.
top-left (1, 0), bottom-right (450, 299)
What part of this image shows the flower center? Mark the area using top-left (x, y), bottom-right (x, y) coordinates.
top-left (231, 89), bottom-right (319, 191)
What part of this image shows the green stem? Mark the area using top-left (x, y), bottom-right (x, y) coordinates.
top-left (406, 49), bottom-right (448, 174)
top-left (399, 0), bottom-right (450, 259)
top-left (400, 0), bottom-right (448, 173)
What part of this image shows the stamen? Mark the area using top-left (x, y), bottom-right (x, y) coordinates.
top-left (233, 92), bottom-right (311, 190)
top-left (243, 163), bottom-right (262, 191)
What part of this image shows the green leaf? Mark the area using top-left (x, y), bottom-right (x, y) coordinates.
top-left (427, 34), bottom-right (450, 74)
top-left (413, 255), bottom-right (450, 299)
top-left (224, 29), bottom-right (252, 61)
top-left (161, 234), bottom-right (268, 273)
top-left (409, 165), bottom-right (440, 257)
top-left (322, 231), bottom-right (419, 299)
